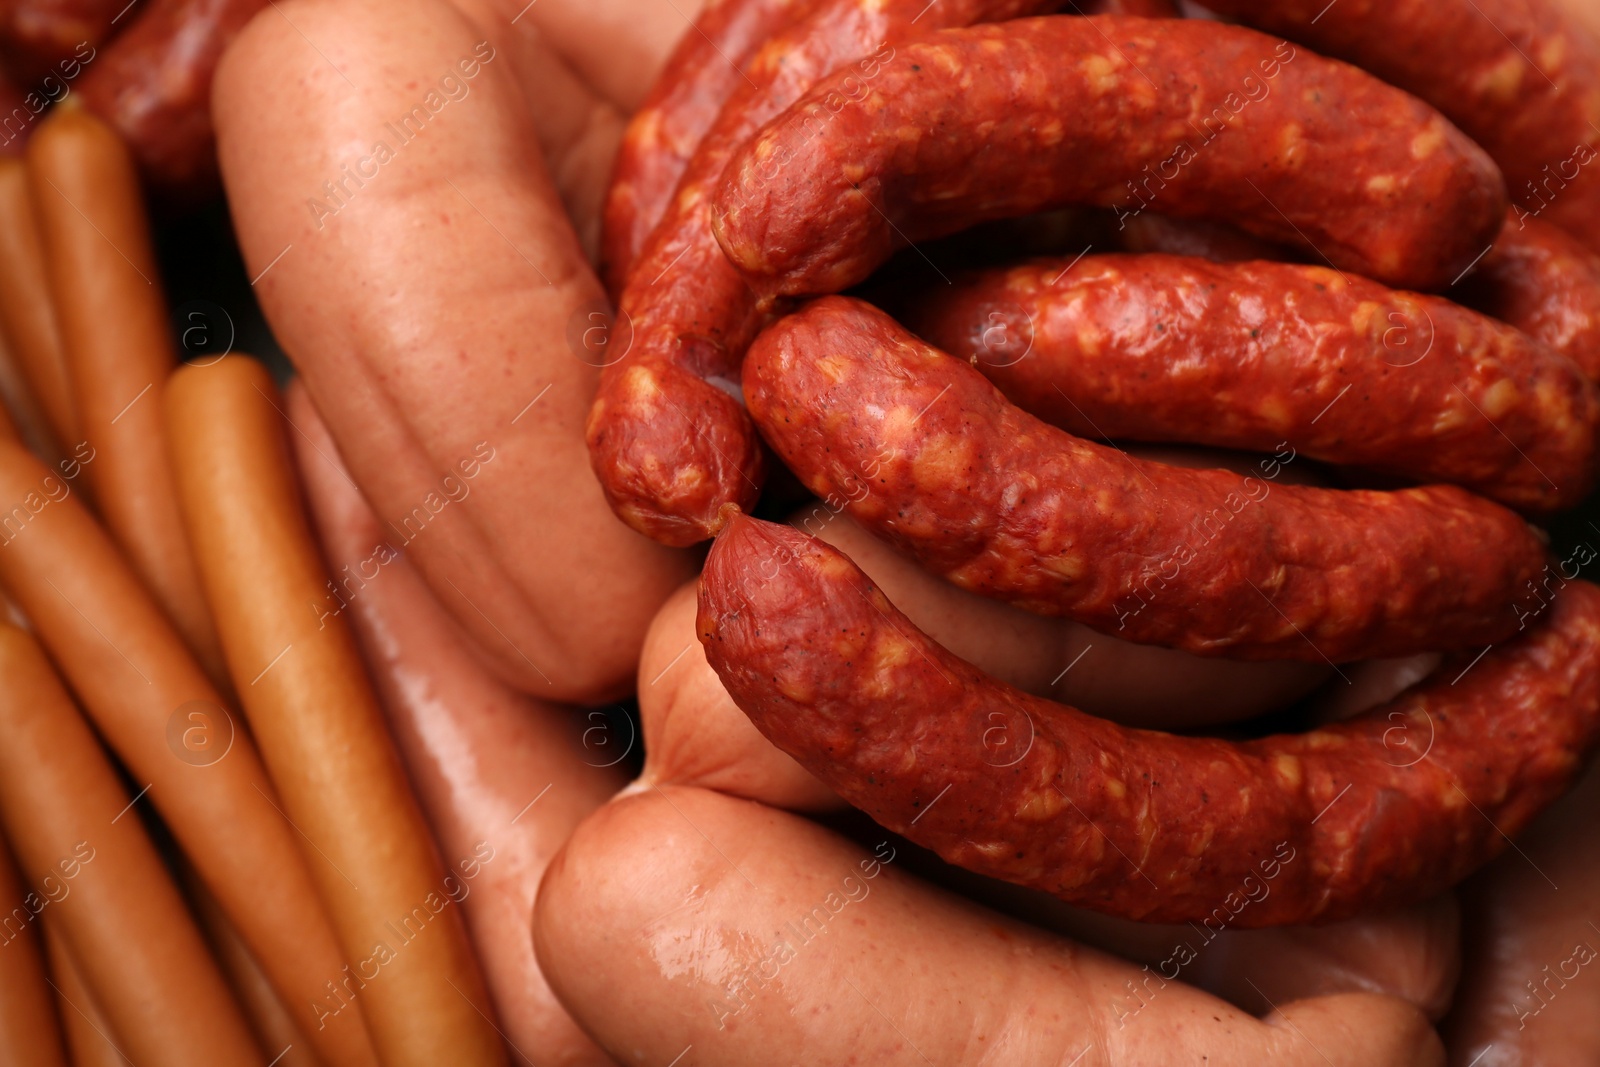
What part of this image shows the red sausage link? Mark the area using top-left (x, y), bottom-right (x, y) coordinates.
top-left (1200, 0), bottom-right (1600, 254)
top-left (601, 0), bottom-right (814, 296)
top-left (907, 253), bottom-right (1600, 514)
top-left (697, 513), bottom-right (1600, 925)
top-left (744, 296), bottom-right (1548, 663)
top-left (1456, 213), bottom-right (1600, 383)
top-left (588, 0), bottom-right (1063, 546)
top-left (0, 0), bottom-right (120, 83)
top-left (78, 0), bottom-right (269, 196)
top-left (713, 17), bottom-right (1508, 296)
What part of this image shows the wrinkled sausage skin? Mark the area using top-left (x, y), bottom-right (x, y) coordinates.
top-left (714, 17), bottom-right (1507, 296)
top-left (744, 297), bottom-right (1549, 664)
top-left (697, 514), bottom-right (1600, 926)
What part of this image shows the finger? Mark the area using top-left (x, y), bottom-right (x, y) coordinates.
top-left (536, 785), bottom-right (1444, 1065)
top-left (214, 0), bottom-right (694, 702)
top-left (1444, 759), bottom-right (1600, 1065)
top-left (292, 377), bottom-right (624, 1066)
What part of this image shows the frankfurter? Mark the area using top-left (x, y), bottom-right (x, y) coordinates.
top-left (746, 297), bottom-right (1547, 663)
top-left (714, 18), bottom-right (1507, 298)
top-left (600, 0), bottom-right (809, 294)
top-left (0, 439), bottom-right (380, 1067)
top-left (0, 328), bottom-right (61, 464)
top-left (438, 0), bottom-right (626, 263)
top-left (40, 922), bottom-right (124, 1067)
top-left (588, 0), bottom-right (1063, 546)
top-left (164, 357), bottom-right (503, 1067)
top-left (1554, 0), bottom-right (1600, 41)
top-left (536, 784), bottom-right (1444, 1064)
top-left (1457, 213), bottom-right (1600, 383)
top-left (0, 157), bottom-right (74, 449)
top-left (697, 513), bottom-right (1600, 924)
top-left (0, 625), bottom-right (262, 1065)
top-left (0, 835), bottom-right (68, 1067)
top-left (1200, 0), bottom-right (1600, 253)
top-left (495, 0), bottom-right (708, 111)
top-left (0, 360), bottom-right (20, 445)
top-left (26, 102), bottom-right (226, 684)
top-left (1092, 0), bottom-right (1176, 12)
top-left (291, 380), bottom-right (623, 1066)
top-left (181, 864), bottom-right (321, 1067)
top-left (907, 253), bottom-right (1600, 514)
top-left (214, 0), bottom-right (693, 702)
top-left (78, 0), bottom-right (269, 197)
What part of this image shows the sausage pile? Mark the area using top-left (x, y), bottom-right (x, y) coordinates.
top-left (0, 102), bottom-right (525, 1065)
top-left (592, 2), bottom-right (1600, 925)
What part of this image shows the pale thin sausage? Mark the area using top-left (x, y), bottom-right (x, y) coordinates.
top-left (0, 439), bottom-right (381, 1067)
top-left (0, 625), bottom-right (262, 1065)
top-left (26, 102), bottom-right (226, 684)
top-left (165, 357), bottom-right (505, 1067)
